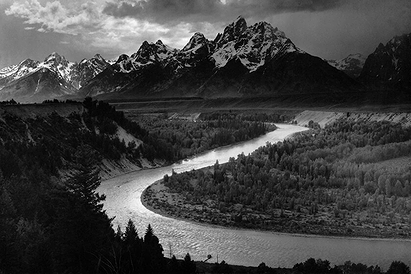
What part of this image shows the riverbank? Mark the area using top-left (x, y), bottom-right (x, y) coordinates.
top-left (142, 175), bottom-right (411, 240)
top-left (100, 123), bottom-right (411, 269)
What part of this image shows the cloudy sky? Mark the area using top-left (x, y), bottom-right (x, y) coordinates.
top-left (1, 0), bottom-right (410, 68)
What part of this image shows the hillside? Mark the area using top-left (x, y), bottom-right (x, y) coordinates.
top-left (0, 101), bottom-right (147, 180)
top-left (293, 110), bottom-right (411, 128)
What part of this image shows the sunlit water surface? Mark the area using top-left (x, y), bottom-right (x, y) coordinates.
top-left (98, 124), bottom-right (411, 269)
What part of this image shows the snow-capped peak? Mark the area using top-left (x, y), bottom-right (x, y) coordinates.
top-left (0, 58), bottom-right (40, 83)
top-left (112, 40), bottom-right (177, 72)
top-left (43, 52), bottom-right (69, 67)
top-left (38, 52), bottom-right (77, 86)
top-left (182, 32), bottom-right (208, 52)
top-left (211, 17), bottom-right (300, 71)
top-left (93, 53), bottom-right (104, 60)
top-left (215, 16), bottom-right (247, 47)
top-left (0, 52), bottom-right (112, 92)
top-left (328, 53), bottom-right (366, 78)
top-left (116, 54), bottom-right (130, 64)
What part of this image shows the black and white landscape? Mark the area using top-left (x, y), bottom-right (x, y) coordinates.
top-left (1, 17), bottom-right (411, 103)
top-left (1, 1), bottom-right (411, 273)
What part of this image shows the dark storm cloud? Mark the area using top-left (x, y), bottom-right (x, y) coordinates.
top-left (2, 0), bottom-right (411, 68)
top-left (102, 0), bottom-right (344, 23)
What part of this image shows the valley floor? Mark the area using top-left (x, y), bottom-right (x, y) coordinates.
top-left (141, 174), bottom-right (411, 240)
top-left (138, 106), bottom-right (411, 240)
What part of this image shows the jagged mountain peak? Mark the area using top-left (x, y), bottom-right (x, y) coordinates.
top-left (373, 33), bottom-right (411, 56)
top-left (78, 15), bottom-right (359, 99)
top-left (359, 32), bottom-right (411, 89)
top-left (0, 58), bottom-right (40, 83)
top-left (75, 54), bottom-right (110, 89)
top-left (93, 53), bottom-right (105, 61)
top-left (155, 40), bottom-right (165, 46)
top-left (0, 52), bottom-right (112, 101)
top-left (249, 21), bottom-right (286, 39)
top-left (182, 32), bottom-right (209, 52)
top-left (346, 53), bottom-right (364, 59)
top-left (134, 40), bottom-right (168, 58)
top-left (19, 58), bottom-right (39, 67)
top-left (388, 34), bottom-right (410, 44)
top-left (233, 15), bottom-right (247, 31)
top-left (212, 18), bottom-right (300, 71)
top-left (45, 51), bottom-right (60, 59)
top-left (44, 52), bottom-right (68, 65)
top-left (116, 54), bottom-right (129, 63)
top-left (215, 16), bottom-right (248, 47)
top-left (78, 54), bottom-right (108, 67)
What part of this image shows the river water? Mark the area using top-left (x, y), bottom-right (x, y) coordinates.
top-left (98, 124), bottom-right (411, 269)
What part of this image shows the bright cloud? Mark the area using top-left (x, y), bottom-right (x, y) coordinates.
top-left (4, 0), bottom-right (205, 56)
top-left (1, 0), bottom-right (411, 68)
top-left (5, 0), bottom-right (103, 35)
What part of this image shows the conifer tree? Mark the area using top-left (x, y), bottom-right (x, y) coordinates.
top-left (142, 224), bottom-right (164, 273)
top-left (123, 219), bottom-right (142, 273)
top-left (51, 145), bottom-right (113, 273)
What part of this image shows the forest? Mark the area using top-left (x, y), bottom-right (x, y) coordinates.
top-left (0, 142), bottom-right (196, 273)
top-left (0, 99), bottom-right (274, 273)
top-left (159, 119), bottom-right (411, 238)
top-left (2, 98), bottom-right (411, 272)
top-left (125, 110), bottom-right (276, 162)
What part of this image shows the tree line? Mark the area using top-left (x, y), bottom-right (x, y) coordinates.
top-left (165, 119), bottom-right (411, 233)
top-left (1, 105), bottom-right (410, 272)
top-left (127, 111), bottom-right (273, 162)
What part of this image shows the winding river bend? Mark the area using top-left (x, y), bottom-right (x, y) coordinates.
top-left (98, 124), bottom-right (411, 269)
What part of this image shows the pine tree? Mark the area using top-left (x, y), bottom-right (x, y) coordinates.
top-left (142, 224), bottom-right (164, 273)
top-left (181, 253), bottom-right (197, 274)
top-left (387, 261), bottom-right (410, 274)
top-left (169, 255), bottom-right (180, 274)
top-left (51, 145), bottom-right (113, 273)
top-left (122, 219), bottom-right (142, 273)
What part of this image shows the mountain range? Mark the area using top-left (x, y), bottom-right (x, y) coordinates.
top-left (0, 53), bottom-right (111, 102)
top-left (0, 16), bottom-right (410, 103)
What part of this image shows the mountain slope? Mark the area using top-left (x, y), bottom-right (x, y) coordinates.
top-left (359, 33), bottom-right (411, 90)
top-left (81, 16), bottom-right (359, 100)
top-left (328, 53), bottom-right (366, 78)
top-left (0, 67), bottom-right (73, 102)
top-left (0, 53), bottom-right (111, 102)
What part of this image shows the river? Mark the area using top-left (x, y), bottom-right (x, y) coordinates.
top-left (98, 124), bottom-right (411, 269)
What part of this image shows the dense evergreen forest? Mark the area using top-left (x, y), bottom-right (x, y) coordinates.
top-left (0, 99), bottom-right (203, 273)
top-left (0, 99), bottom-right (152, 272)
top-left (161, 119), bottom-right (411, 237)
top-left (126, 110), bottom-right (275, 161)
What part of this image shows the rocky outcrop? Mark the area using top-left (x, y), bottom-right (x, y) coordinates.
top-left (359, 33), bottom-right (411, 90)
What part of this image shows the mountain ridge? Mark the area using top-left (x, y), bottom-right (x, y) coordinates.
top-left (359, 33), bottom-right (411, 90)
top-left (80, 16), bottom-right (359, 100)
top-left (0, 52), bottom-right (111, 102)
top-left (1, 17), bottom-right (410, 103)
